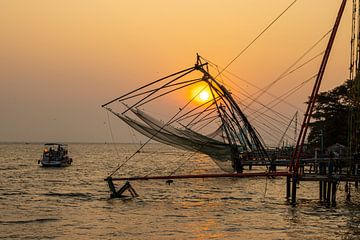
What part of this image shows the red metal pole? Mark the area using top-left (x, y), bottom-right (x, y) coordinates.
top-left (290, 0), bottom-right (347, 174)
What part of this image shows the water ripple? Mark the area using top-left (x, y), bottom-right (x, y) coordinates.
top-left (0, 218), bottom-right (60, 225)
top-left (1, 143), bottom-right (360, 239)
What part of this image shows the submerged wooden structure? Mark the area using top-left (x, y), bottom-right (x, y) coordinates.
top-left (103, 0), bottom-right (360, 206)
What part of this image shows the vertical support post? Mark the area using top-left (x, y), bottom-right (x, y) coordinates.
top-left (319, 162), bottom-right (325, 202)
top-left (106, 177), bottom-right (118, 198)
top-left (104, 178), bottom-right (138, 198)
top-left (327, 157), bottom-right (334, 205)
top-left (346, 182), bottom-right (351, 201)
top-left (291, 175), bottom-right (297, 205)
top-left (323, 181), bottom-right (327, 201)
top-left (286, 176), bottom-right (291, 200)
top-left (326, 180), bottom-right (332, 205)
top-left (331, 180), bottom-right (337, 207)
top-left (320, 129), bottom-right (324, 154)
top-left (355, 164), bottom-right (359, 188)
top-left (319, 180), bottom-right (323, 201)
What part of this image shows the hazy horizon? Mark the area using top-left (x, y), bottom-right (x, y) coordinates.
top-left (0, 0), bottom-right (352, 144)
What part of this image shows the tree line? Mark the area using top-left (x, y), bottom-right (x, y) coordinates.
top-left (308, 78), bottom-right (359, 150)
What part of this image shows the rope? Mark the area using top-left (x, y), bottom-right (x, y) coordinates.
top-left (106, 110), bottom-right (121, 162)
top-left (249, 73), bottom-right (318, 120)
top-left (219, 70), bottom-right (301, 113)
top-left (217, 0), bottom-right (298, 76)
top-left (202, 29), bottom-right (331, 116)
top-left (140, 150), bottom-right (193, 178)
top-left (204, 56), bottom-right (318, 143)
top-left (244, 29), bottom-right (331, 110)
top-left (167, 152), bottom-right (197, 177)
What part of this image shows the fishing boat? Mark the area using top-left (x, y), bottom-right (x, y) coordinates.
top-left (38, 143), bottom-right (73, 167)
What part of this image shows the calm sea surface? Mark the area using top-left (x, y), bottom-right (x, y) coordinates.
top-left (1, 143), bottom-right (360, 239)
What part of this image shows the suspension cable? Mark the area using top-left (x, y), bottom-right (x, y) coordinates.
top-left (217, 0), bottom-right (298, 76)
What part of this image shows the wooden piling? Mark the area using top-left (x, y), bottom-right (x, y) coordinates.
top-left (331, 180), bottom-right (337, 206)
top-left (326, 181), bottom-right (331, 205)
top-left (105, 177), bottom-right (139, 198)
top-left (355, 165), bottom-right (358, 189)
top-left (291, 175), bottom-right (297, 205)
top-left (322, 181), bottom-right (327, 201)
top-left (106, 177), bottom-right (118, 198)
top-left (286, 176), bottom-right (291, 200)
top-left (346, 183), bottom-right (351, 201)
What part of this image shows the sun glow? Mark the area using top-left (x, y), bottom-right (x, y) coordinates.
top-left (199, 90), bottom-right (210, 101)
top-left (190, 83), bottom-right (214, 104)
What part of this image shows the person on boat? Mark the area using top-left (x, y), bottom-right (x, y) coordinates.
top-left (57, 145), bottom-right (63, 158)
top-left (43, 148), bottom-right (48, 156)
top-left (48, 147), bottom-right (54, 160)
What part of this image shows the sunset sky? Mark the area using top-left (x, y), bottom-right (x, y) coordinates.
top-left (0, 0), bottom-right (353, 143)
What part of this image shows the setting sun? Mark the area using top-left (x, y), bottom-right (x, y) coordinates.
top-left (190, 82), bottom-right (215, 104)
top-left (199, 90), bottom-right (210, 101)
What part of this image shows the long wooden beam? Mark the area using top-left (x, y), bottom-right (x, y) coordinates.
top-left (102, 64), bottom-right (206, 107)
top-left (107, 171), bottom-right (291, 181)
top-left (300, 174), bottom-right (360, 182)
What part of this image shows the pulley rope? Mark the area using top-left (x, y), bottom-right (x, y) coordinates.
top-left (106, 110), bottom-right (122, 162)
top-left (243, 29), bottom-right (332, 110)
top-left (141, 150), bottom-right (195, 178)
top-left (217, 0), bottom-right (298, 77)
top-left (203, 56), bottom-right (320, 138)
top-left (219, 70), bottom-right (301, 113)
top-left (202, 46), bottom-right (326, 117)
top-left (167, 152), bottom-right (198, 177)
top-left (202, 29), bottom-right (331, 116)
top-left (234, 84), bottom-right (309, 143)
top-left (250, 73), bottom-right (317, 119)
top-left (234, 96), bottom-right (299, 145)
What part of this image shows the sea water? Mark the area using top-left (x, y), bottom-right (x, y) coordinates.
top-left (1, 143), bottom-right (360, 239)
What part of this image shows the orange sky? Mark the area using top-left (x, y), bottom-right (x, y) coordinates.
top-left (0, 0), bottom-right (353, 143)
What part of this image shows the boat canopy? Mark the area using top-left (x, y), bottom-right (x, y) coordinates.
top-left (44, 143), bottom-right (68, 148)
